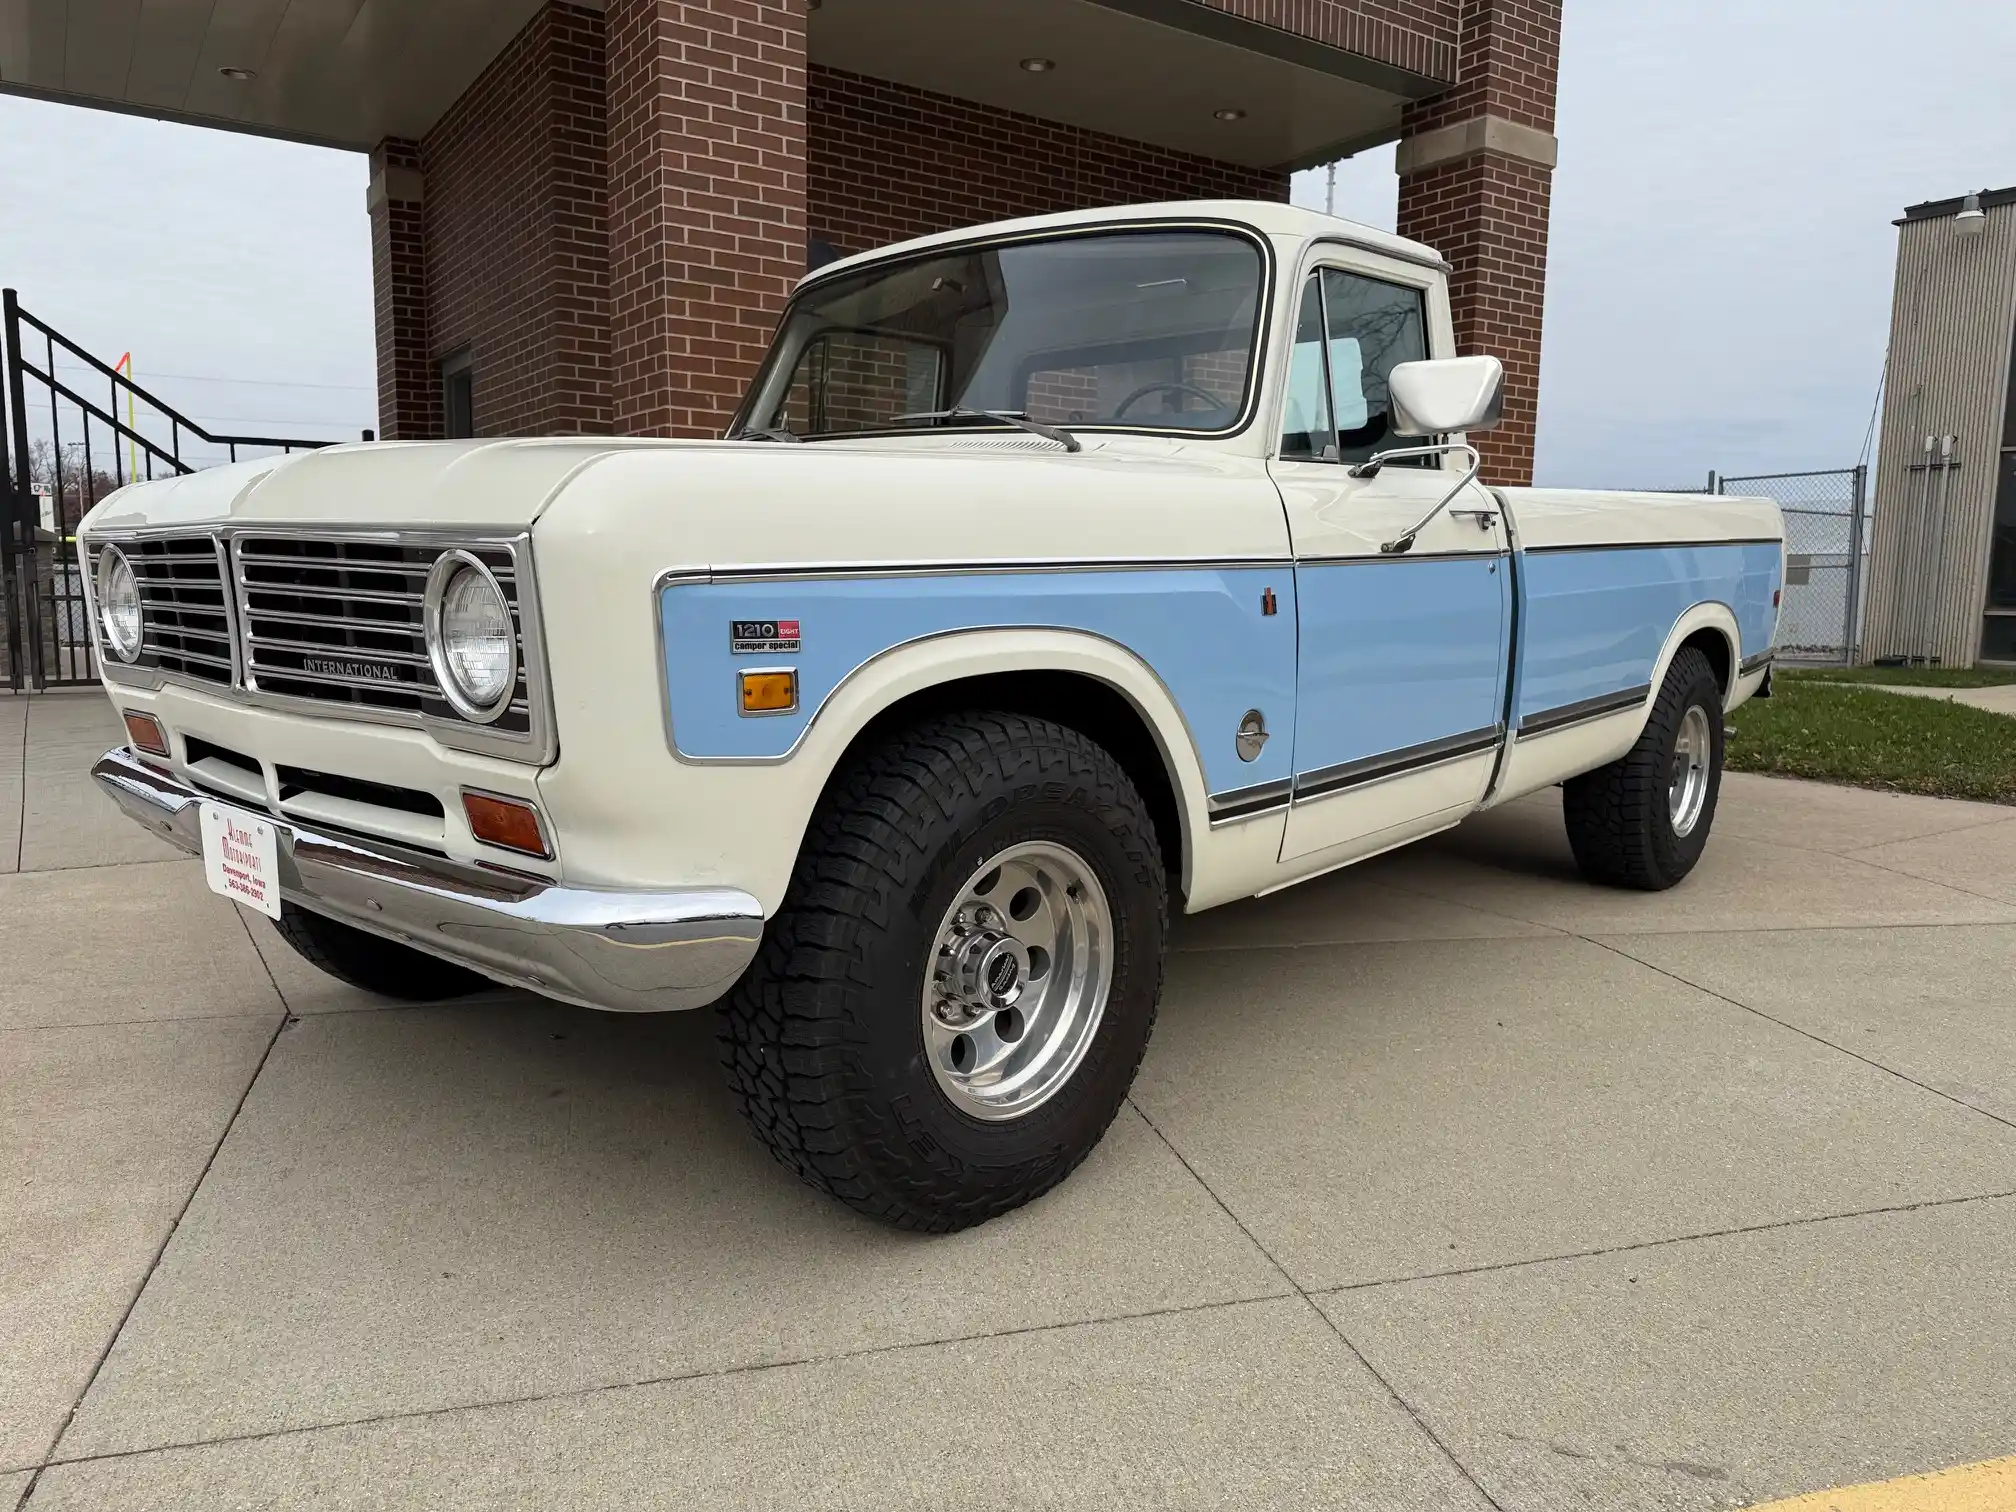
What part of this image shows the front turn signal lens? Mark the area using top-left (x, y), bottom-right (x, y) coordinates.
top-left (739, 669), bottom-right (798, 715)
top-left (462, 791), bottom-right (551, 858)
top-left (123, 710), bottom-right (170, 758)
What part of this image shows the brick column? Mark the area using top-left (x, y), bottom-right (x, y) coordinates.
top-left (368, 140), bottom-right (439, 439)
top-left (1396, 0), bottom-right (1560, 486)
top-left (606, 0), bottom-right (807, 437)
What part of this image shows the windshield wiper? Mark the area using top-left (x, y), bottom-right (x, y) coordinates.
top-left (893, 408), bottom-right (1081, 454)
top-left (735, 426), bottom-right (803, 443)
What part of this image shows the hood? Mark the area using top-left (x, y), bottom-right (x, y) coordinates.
top-left (77, 430), bottom-right (1233, 540)
top-left (78, 437), bottom-right (663, 535)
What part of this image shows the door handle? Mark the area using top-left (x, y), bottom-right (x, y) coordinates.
top-left (1449, 509), bottom-right (1499, 531)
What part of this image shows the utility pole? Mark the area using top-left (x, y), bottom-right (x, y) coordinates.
top-left (1325, 161), bottom-right (1337, 215)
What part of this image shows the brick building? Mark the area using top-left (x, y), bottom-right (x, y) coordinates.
top-left (3, 0), bottom-right (1563, 482)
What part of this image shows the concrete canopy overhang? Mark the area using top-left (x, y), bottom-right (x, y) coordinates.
top-left (0, 0), bottom-right (1444, 167)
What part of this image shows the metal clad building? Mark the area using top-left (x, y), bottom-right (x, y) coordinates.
top-left (1862, 187), bottom-right (2016, 667)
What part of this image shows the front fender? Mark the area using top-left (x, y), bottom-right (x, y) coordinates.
top-left (773, 625), bottom-right (1214, 865)
top-left (539, 625), bottom-right (1217, 917)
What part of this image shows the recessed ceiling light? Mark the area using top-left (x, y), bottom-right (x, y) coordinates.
top-left (1214, 107), bottom-right (1247, 121)
top-left (218, 66), bottom-right (256, 80)
top-left (1019, 57), bottom-right (1056, 73)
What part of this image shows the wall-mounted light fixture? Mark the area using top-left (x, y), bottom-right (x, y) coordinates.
top-left (1955, 190), bottom-right (1986, 237)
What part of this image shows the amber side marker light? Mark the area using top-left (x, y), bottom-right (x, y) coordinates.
top-left (463, 791), bottom-right (552, 858)
top-left (739, 669), bottom-right (798, 715)
top-left (123, 711), bottom-right (170, 758)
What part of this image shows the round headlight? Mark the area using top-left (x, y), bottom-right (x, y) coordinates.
top-left (424, 551), bottom-right (516, 722)
top-left (97, 546), bottom-right (144, 663)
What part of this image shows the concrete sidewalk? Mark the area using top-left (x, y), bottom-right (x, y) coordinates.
top-left (5, 690), bottom-right (2016, 1510)
top-left (1823, 680), bottom-right (2016, 716)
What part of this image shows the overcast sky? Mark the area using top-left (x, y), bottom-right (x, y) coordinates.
top-left (2, 0), bottom-right (2012, 487)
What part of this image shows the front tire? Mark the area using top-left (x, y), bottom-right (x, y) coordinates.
top-left (718, 710), bottom-right (1167, 1232)
top-left (1562, 646), bottom-right (1725, 891)
top-left (271, 903), bottom-right (491, 1000)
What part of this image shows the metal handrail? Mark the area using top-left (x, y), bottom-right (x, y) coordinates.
top-left (2, 286), bottom-right (344, 690)
top-left (11, 302), bottom-right (334, 465)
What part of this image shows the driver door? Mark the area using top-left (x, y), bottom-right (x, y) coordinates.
top-left (1271, 262), bottom-right (1511, 865)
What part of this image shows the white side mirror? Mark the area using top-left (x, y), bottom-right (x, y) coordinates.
top-left (1388, 356), bottom-right (1504, 436)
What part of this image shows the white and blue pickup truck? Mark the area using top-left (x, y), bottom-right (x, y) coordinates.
top-left (81, 201), bottom-right (1782, 1231)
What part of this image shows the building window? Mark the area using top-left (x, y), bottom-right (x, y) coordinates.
top-left (1982, 322), bottom-right (2016, 661)
top-left (1983, 450), bottom-right (2016, 661)
top-left (441, 348), bottom-right (475, 439)
top-left (1988, 451), bottom-right (2016, 610)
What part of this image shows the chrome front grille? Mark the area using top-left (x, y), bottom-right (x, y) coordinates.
top-left (233, 536), bottom-right (532, 734)
top-left (90, 527), bottom-right (549, 762)
top-left (118, 536), bottom-right (234, 685)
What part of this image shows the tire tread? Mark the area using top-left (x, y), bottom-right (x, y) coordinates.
top-left (718, 709), bottom-right (1165, 1232)
top-left (1562, 646), bottom-right (1722, 891)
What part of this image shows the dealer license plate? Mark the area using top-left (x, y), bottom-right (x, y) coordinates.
top-left (200, 803), bottom-right (283, 920)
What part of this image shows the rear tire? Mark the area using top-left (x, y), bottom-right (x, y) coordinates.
top-left (718, 709), bottom-right (1167, 1233)
top-left (1562, 646), bottom-right (1725, 891)
top-left (271, 903), bottom-right (491, 1000)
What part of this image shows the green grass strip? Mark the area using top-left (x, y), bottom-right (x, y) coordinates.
top-left (1782, 666), bottom-right (2016, 689)
top-left (1729, 681), bottom-right (2016, 805)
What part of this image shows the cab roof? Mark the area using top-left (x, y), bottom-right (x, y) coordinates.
top-left (800, 199), bottom-right (1447, 289)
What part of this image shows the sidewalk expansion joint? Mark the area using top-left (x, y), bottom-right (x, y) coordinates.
top-left (1318, 1186), bottom-right (2016, 1294)
top-left (1592, 936), bottom-right (2016, 1132)
top-left (1126, 1099), bottom-right (1508, 1512)
top-left (27, 1292), bottom-right (1290, 1478)
top-left (14, 999), bottom-right (289, 1510)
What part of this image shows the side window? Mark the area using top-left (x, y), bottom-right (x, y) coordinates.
top-left (1279, 275), bottom-right (1336, 460)
top-left (1320, 268), bottom-right (1428, 465)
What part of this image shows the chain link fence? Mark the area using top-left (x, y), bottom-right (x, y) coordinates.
top-left (1716, 468), bottom-right (1867, 665)
top-left (1620, 467), bottom-right (1869, 666)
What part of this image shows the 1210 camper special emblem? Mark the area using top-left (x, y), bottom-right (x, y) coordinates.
top-left (730, 620), bottom-right (801, 654)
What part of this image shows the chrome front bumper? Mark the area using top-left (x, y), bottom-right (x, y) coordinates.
top-left (92, 746), bottom-right (763, 1013)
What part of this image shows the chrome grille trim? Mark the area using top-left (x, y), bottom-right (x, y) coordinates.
top-left (88, 533), bottom-right (239, 686)
top-left (87, 526), bottom-right (555, 765)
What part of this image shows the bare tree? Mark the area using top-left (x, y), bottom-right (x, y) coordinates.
top-left (26, 439), bottom-right (118, 534)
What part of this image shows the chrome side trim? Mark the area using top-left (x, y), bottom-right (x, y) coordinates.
top-left (1522, 537), bottom-right (1784, 556)
top-left (1479, 484), bottom-right (1526, 805)
top-left (1739, 649), bottom-right (1774, 676)
top-left (698, 556), bottom-right (1290, 584)
top-left (1518, 684), bottom-right (1652, 737)
top-left (1295, 548), bottom-right (1505, 566)
top-left (1292, 725), bottom-right (1503, 802)
top-left (1206, 777), bottom-right (1292, 825)
top-left (92, 747), bottom-right (759, 1014)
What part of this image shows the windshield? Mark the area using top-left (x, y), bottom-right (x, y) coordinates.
top-left (736, 228), bottom-right (1267, 440)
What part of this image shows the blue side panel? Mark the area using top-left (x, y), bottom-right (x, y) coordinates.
top-left (660, 569), bottom-right (1297, 795)
top-left (1515, 543), bottom-right (1780, 724)
top-left (1290, 556), bottom-right (1510, 774)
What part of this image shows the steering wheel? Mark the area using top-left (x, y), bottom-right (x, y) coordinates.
top-left (1111, 381), bottom-right (1230, 421)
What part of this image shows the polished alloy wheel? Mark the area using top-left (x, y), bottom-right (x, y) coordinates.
top-left (1668, 703), bottom-right (1712, 838)
top-left (922, 840), bottom-right (1113, 1121)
